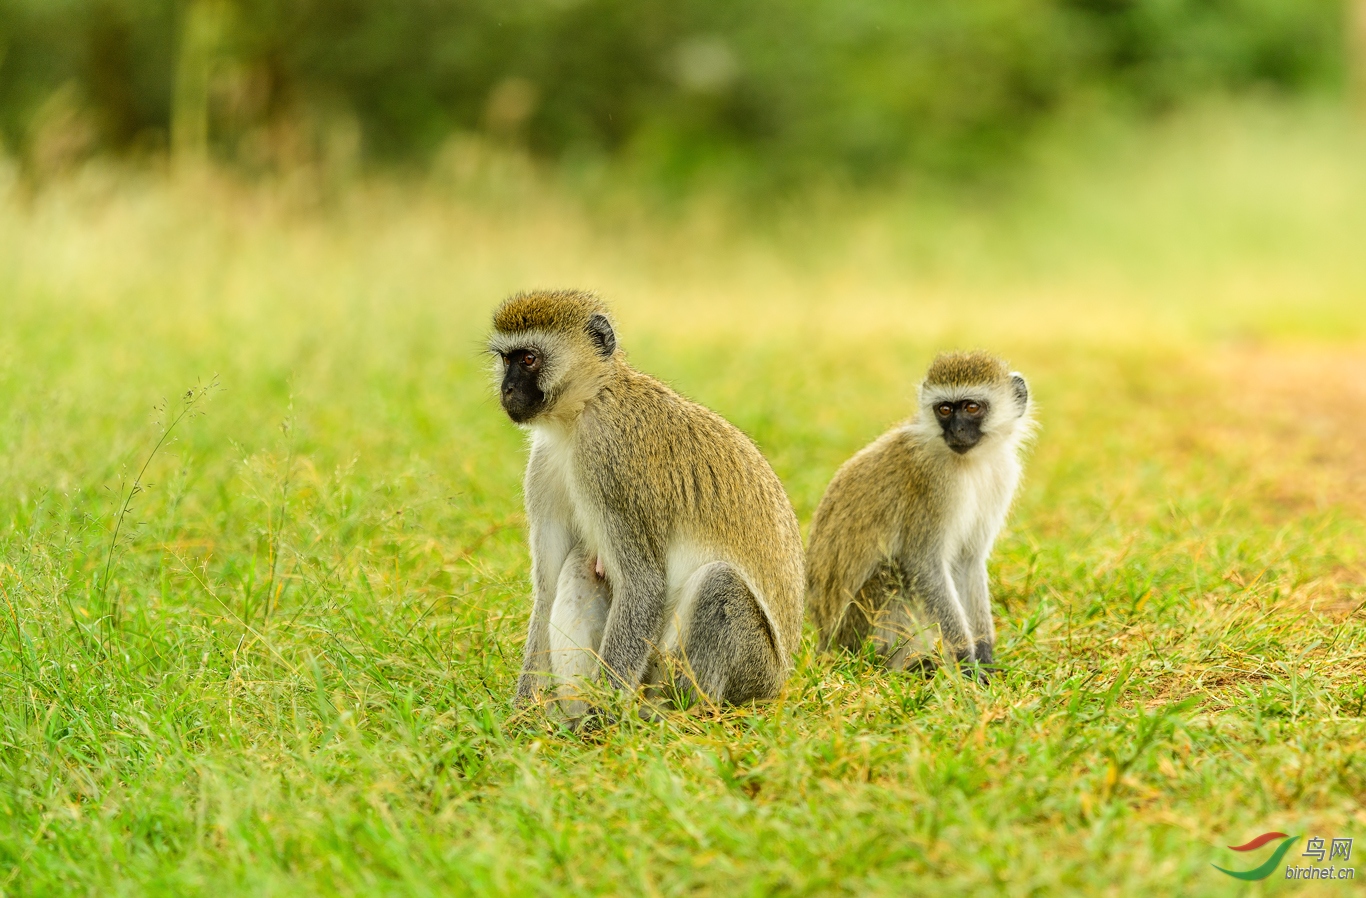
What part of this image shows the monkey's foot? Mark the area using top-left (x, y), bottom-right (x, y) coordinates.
top-left (570, 707), bottom-right (617, 735)
top-left (959, 661), bottom-right (1000, 684)
top-left (884, 653), bottom-right (938, 678)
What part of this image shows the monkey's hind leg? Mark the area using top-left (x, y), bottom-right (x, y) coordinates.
top-left (548, 548), bottom-right (610, 722)
top-left (866, 567), bottom-right (941, 675)
top-left (658, 562), bottom-right (783, 709)
top-left (824, 561), bottom-right (900, 655)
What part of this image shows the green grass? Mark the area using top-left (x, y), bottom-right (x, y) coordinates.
top-left (1, 103), bottom-right (1364, 895)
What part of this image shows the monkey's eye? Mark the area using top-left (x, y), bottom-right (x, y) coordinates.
top-left (964, 402), bottom-right (981, 415)
top-left (519, 351), bottom-right (541, 372)
top-left (936, 403), bottom-right (953, 418)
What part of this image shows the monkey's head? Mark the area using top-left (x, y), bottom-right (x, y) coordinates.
top-left (488, 289), bottom-right (619, 424)
top-left (916, 351), bottom-right (1031, 456)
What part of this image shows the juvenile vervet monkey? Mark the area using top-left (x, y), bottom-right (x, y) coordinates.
top-left (488, 289), bottom-right (804, 722)
top-left (806, 351), bottom-right (1033, 674)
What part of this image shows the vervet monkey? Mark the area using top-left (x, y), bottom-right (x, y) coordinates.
top-left (806, 351), bottom-right (1034, 674)
top-left (488, 290), bottom-right (804, 721)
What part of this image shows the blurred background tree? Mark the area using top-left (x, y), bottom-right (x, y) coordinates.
top-left (0, 0), bottom-right (1349, 185)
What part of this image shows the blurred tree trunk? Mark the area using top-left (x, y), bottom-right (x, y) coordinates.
top-left (172, 1), bottom-right (229, 164)
top-left (1354, 0), bottom-right (1366, 116)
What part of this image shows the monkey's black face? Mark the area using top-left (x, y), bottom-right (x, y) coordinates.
top-left (499, 348), bottom-right (547, 423)
top-left (934, 399), bottom-right (988, 454)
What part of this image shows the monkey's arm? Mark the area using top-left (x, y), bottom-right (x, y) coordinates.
top-left (955, 553), bottom-right (995, 665)
top-left (597, 573), bottom-right (668, 694)
top-left (516, 516), bottom-right (574, 704)
top-left (904, 556), bottom-right (975, 662)
top-left (595, 522), bottom-right (668, 696)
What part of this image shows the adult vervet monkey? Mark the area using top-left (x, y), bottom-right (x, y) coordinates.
top-left (488, 289), bottom-right (804, 722)
top-left (806, 351), bottom-right (1034, 675)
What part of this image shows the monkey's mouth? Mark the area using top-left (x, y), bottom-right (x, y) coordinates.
top-left (944, 434), bottom-right (982, 454)
top-left (500, 383), bottom-right (547, 422)
top-left (502, 398), bottom-right (544, 423)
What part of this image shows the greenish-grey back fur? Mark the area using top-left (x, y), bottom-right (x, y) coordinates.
top-left (577, 360), bottom-right (805, 659)
top-left (806, 427), bottom-right (948, 648)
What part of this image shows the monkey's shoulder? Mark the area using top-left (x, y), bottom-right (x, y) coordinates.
top-left (584, 369), bottom-right (759, 458)
top-left (827, 425), bottom-right (939, 492)
top-left (809, 425), bottom-right (943, 537)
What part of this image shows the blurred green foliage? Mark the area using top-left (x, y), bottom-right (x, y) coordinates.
top-left (0, 0), bottom-right (1347, 181)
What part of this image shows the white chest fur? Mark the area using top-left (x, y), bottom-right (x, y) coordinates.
top-left (943, 444), bottom-right (1021, 561)
top-left (529, 425), bottom-right (608, 563)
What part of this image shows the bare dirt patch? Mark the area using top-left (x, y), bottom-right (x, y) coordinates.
top-left (1283, 568), bottom-right (1366, 619)
top-left (1207, 344), bottom-right (1366, 516)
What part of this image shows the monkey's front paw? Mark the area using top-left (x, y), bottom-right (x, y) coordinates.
top-left (890, 654), bottom-right (938, 678)
top-left (959, 661), bottom-right (1000, 684)
top-left (570, 707), bottom-right (617, 734)
top-left (636, 703), bottom-right (666, 723)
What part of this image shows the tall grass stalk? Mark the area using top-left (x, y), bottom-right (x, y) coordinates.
top-left (98, 379), bottom-right (216, 635)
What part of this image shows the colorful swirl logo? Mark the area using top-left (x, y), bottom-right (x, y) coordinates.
top-left (1213, 833), bottom-right (1300, 881)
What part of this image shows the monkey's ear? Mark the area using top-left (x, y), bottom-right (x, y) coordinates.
top-left (586, 313), bottom-right (616, 359)
top-left (1010, 373), bottom-right (1029, 410)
